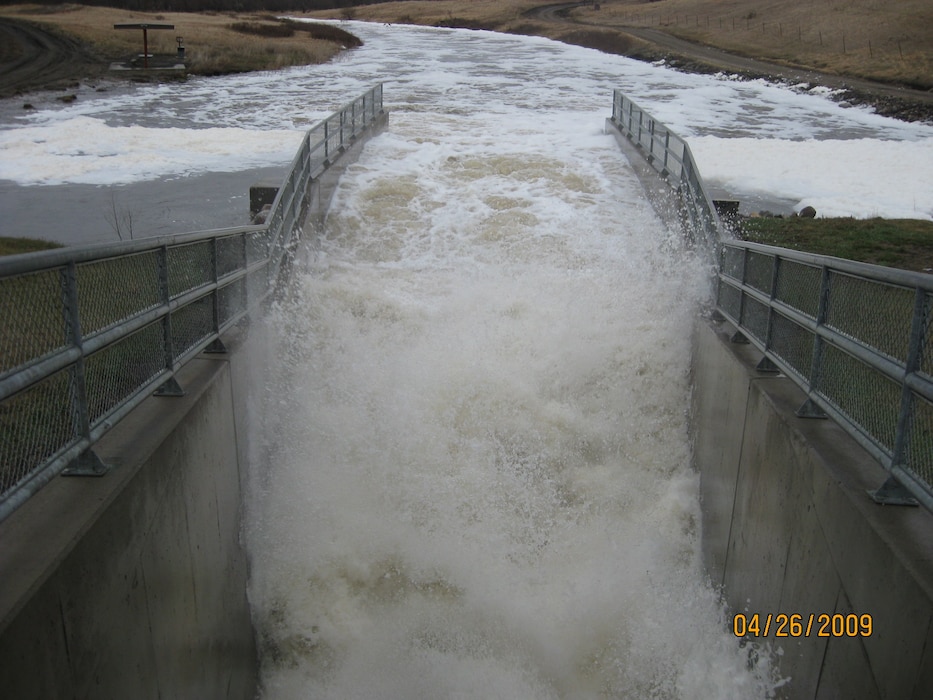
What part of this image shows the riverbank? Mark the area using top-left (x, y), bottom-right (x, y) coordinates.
top-left (2, 3), bottom-right (930, 122)
top-left (0, 5), bottom-right (361, 98)
top-left (302, 0), bottom-right (933, 123)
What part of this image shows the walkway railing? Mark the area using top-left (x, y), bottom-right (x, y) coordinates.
top-left (608, 89), bottom-right (933, 511)
top-left (609, 90), bottom-right (721, 250)
top-left (0, 84), bottom-right (385, 522)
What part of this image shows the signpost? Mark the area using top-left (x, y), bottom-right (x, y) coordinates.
top-left (113, 23), bottom-right (175, 69)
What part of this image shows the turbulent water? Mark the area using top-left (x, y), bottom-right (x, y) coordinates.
top-left (10, 17), bottom-right (926, 697)
top-left (243, 25), bottom-right (784, 699)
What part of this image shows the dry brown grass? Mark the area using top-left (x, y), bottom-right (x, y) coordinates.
top-left (0, 4), bottom-right (351, 75)
top-left (304, 0), bottom-right (543, 28)
top-left (592, 0), bottom-right (932, 88)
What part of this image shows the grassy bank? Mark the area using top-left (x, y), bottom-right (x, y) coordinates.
top-left (592, 0), bottom-right (932, 90)
top-left (0, 4), bottom-right (361, 76)
top-left (0, 237), bottom-right (63, 256)
top-left (739, 217), bottom-right (933, 273)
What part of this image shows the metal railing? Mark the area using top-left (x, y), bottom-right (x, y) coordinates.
top-left (608, 89), bottom-right (933, 511)
top-left (0, 84), bottom-right (385, 522)
top-left (609, 90), bottom-right (722, 250)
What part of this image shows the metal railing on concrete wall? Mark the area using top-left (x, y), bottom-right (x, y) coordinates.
top-left (608, 89), bottom-right (933, 512)
top-left (0, 84), bottom-right (385, 522)
top-left (609, 90), bottom-right (721, 250)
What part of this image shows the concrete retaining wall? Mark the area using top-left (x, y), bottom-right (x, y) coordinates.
top-left (692, 317), bottom-right (933, 699)
top-left (0, 346), bottom-right (257, 698)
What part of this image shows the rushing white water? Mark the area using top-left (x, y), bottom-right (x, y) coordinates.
top-left (247, 115), bottom-right (773, 697)
top-left (244, 24), bottom-right (787, 700)
top-left (4, 17), bottom-right (926, 695)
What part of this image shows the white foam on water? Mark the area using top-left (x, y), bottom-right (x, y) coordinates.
top-left (0, 116), bottom-right (302, 185)
top-left (245, 100), bottom-right (782, 697)
top-left (689, 136), bottom-right (933, 220)
top-left (0, 20), bottom-right (929, 219)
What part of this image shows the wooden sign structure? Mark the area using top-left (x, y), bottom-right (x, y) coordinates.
top-left (114, 23), bottom-right (175, 69)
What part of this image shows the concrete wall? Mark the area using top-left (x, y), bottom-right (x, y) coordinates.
top-left (0, 346), bottom-right (257, 698)
top-left (692, 317), bottom-right (933, 699)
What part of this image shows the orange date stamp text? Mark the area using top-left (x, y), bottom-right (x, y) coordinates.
top-left (732, 613), bottom-right (873, 638)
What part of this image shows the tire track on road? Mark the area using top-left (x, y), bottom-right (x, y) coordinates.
top-left (0, 18), bottom-right (100, 98)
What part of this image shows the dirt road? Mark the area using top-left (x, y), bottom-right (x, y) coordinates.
top-left (0, 17), bottom-right (101, 98)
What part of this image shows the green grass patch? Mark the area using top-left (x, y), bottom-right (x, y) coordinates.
top-left (0, 236), bottom-right (63, 256)
top-left (738, 217), bottom-right (933, 273)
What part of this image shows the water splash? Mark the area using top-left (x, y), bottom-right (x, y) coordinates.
top-left (245, 109), bottom-right (781, 698)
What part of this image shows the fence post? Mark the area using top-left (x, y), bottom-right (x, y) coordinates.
top-left (647, 119), bottom-right (655, 161)
top-left (324, 120), bottom-right (330, 163)
top-left (661, 131), bottom-right (670, 176)
top-left (796, 266), bottom-right (831, 418)
top-left (155, 245), bottom-right (184, 397)
top-left (890, 289), bottom-right (930, 470)
top-left (60, 263), bottom-right (107, 476)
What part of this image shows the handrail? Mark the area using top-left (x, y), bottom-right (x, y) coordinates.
top-left (608, 89), bottom-right (933, 511)
top-left (609, 90), bottom-right (722, 251)
top-left (0, 84), bottom-right (385, 522)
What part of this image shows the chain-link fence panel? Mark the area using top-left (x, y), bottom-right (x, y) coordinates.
top-left (741, 294), bottom-right (770, 346)
top-left (171, 294), bottom-right (215, 361)
top-left (84, 322), bottom-right (165, 427)
top-left (218, 278), bottom-right (247, 330)
top-left (818, 343), bottom-right (903, 454)
top-left (1, 368), bottom-right (78, 494)
top-left (826, 272), bottom-right (914, 365)
top-left (906, 394), bottom-right (933, 489)
top-left (78, 252), bottom-right (161, 337)
top-left (775, 259), bottom-right (823, 320)
top-left (770, 312), bottom-right (816, 382)
top-left (744, 250), bottom-right (774, 296)
top-left (0, 268), bottom-right (66, 376)
top-left (217, 234), bottom-right (246, 280)
top-left (168, 241), bottom-right (213, 300)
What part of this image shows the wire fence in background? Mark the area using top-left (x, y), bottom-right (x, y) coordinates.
top-left (0, 84), bottom-right (385, 523)
top-left (608, 89), bottom-right (933, 512)
top-left (618, 10), bottom-right (926, 65)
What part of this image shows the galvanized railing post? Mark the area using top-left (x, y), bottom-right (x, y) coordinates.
top-left (871, 287), bottom-right (932, 504)
top-left (324, 120), bottom-right (330, 163)
top-left (155, 245), bottom-right (184, 396)
top-left (60, 262), bottom-right (106, 475)
top-left (648, 119), bottom-right (655, 161)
